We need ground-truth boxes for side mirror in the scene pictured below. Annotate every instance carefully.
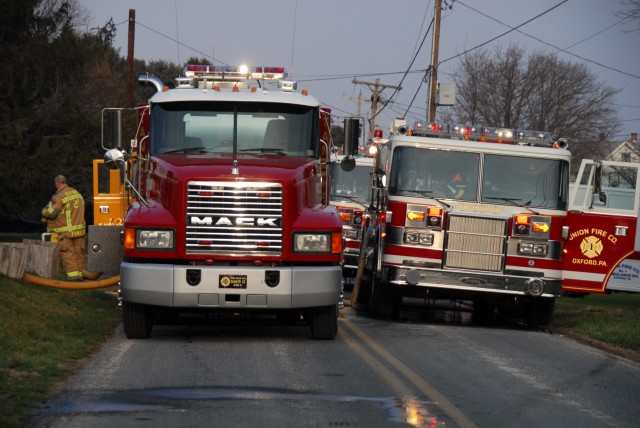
[598,192,607,204]
[343,118,360,156]
[104,148,127,171]
[594,161,602,195]
[108,110,124,149]
[592,161,607,206]
[375,172,387,189]
[340,156,355,172]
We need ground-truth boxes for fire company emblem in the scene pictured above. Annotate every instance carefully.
[580,236,603,258]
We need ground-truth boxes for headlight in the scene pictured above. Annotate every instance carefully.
[137,230,174,249]
[404,231,434,246]
[294,233,330,253]
[518,242,548,257]
[344,229,359,240]
[294,232,342,254]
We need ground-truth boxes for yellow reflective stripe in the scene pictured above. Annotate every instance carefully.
[49,223,85,233]
[61,192,83,204]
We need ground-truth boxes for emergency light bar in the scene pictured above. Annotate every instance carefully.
[410,122,559,147]
[183,65,287,81]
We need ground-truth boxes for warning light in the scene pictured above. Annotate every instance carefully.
[514,215,530,235]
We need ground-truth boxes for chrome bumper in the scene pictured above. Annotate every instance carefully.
[386,265,562,298]
[120,262,342,309]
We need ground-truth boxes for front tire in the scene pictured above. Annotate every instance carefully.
[309,305,338,340]
[122,301,153,339]
[369,280,400,318]
[523,298,555,327]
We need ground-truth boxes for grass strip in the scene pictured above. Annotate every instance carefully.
[0,277,121,428]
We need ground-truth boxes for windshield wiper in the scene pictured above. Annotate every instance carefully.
[330,194,368,208]
[394,189,451,211]
[239,148,287,155]
[484,197,539,214]
[162,146,210,154]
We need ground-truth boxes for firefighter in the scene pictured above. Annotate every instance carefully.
[41,175,86,281]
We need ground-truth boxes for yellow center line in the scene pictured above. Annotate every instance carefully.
[341,317,478,428]
[339,325,413,397]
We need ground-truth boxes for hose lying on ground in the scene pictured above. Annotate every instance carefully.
[22,272,120,290]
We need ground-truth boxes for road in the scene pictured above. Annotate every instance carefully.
[28,301,640,428]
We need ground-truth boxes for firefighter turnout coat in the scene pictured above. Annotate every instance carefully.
[41,185,86,238]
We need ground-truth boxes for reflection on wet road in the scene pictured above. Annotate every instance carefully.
[40,387,442,427]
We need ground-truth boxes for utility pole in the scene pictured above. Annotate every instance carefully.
[428,0,442,122]
[342,90,370,118]
[126,9,136,109]
[352,78,401,142]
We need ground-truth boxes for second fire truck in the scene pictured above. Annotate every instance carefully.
[351,120,571,325]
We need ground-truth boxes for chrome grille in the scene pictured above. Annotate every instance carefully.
[444,215,506,272]
[186,181,283,255]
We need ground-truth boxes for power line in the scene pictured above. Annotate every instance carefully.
[563,17,629,50]
[371,16,435,121]
[439,0,569,65]
[135,20,230,65]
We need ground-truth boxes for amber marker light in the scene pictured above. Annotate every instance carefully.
[124,227,136,249]
[407,211,425,222]
[532,222,550,233]
[332,232,343,254]
[339,211,353,223]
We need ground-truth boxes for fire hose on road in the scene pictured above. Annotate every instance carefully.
[22,272,120,290]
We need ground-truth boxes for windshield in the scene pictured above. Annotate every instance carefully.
[330,163,372,204]
[482,154,568,209]
[388,146,568,210]
[150,102,318,156]
[389,147,480,201]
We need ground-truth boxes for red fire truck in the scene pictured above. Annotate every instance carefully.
[94,65,343,339]
[350,120,571,325]
[563,159,640,293]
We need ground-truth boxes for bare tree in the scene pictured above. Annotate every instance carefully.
[616,0,640,31]
[448,43,621,168]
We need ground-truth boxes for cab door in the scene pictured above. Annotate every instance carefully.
[563,160,640,293]
[86,159,129,276]
[92,159,128,226]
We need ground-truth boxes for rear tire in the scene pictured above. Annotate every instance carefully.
[310,305,338,340]
[122,301,153,339]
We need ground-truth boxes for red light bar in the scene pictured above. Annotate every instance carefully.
[428,122,442,132]
[185,65,238,73]
[255,67,285,74]
[184,64,286,81]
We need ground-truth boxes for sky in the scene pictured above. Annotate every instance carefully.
[77,0,640,141]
